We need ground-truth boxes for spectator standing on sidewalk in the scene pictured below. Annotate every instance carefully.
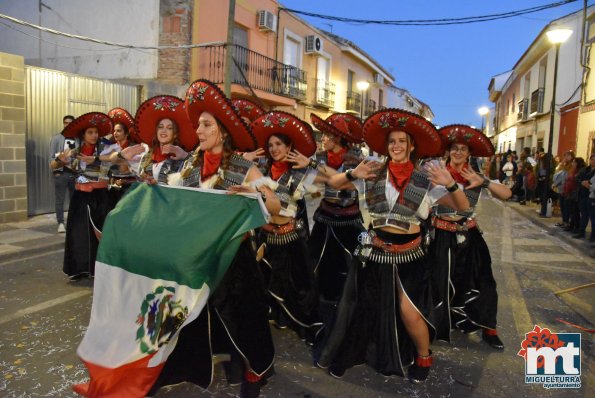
[520,163,537,205]
[501,154,516,188]
[487,154,501,181]
[563,158,585,234]
[49,115,76,233]
[523,147,537,167]
[553,151,575,228]
[574,154,595,239]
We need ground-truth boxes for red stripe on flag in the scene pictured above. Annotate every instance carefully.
[73,353,165,398]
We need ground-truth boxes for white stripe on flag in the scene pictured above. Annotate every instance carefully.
[77,261,210,368]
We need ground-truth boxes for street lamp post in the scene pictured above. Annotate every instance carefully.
[540,27,572,217]
[478,106,489,134]
[356,81,370,120]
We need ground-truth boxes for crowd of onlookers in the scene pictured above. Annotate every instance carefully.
[480,147,595,243]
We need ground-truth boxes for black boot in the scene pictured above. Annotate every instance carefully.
[328,363,346,379]
[408,351,433,384]
[482,328,504,349]
[240,380,261,398]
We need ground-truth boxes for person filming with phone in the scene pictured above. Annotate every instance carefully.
[49,115,77,233]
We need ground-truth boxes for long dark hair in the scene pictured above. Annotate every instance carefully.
[264,133,292,172]
[151,118,180,149]
[113,122,130,137]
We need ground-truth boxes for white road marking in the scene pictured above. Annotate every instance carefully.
[0,290,91,325]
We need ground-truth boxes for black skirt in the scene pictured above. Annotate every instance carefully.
[309,203,365,301]
[259,225,322,333]
[150,238,275,391]
[429,225,498,340]
[63,188,117,277]
[317,230,435,377]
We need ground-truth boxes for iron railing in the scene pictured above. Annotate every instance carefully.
[530,88,544,115]
[366,99,377,116]
[314,79,335,108]
[346,91,361,112]
[195,44,307,100]
[517,98,528,121]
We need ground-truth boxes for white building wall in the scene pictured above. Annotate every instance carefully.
[0,0,159,79]
[491,6,591,154]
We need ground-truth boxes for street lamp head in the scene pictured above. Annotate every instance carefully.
[546,28,572,44]
[478,106,489,116]
[356,81,370,91]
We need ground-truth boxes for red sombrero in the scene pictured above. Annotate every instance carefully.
[363,108,442,158]
[232,98,266,122]
[185,79,256,152]
[438,125,494,157]
[62,112,112,139]
[310,113,363,144]
[251,111,317,157]
[108,107,139,142]
[134,95,197,151]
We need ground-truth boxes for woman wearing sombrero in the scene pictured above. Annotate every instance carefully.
[60,112,115,280]
[115,95,197,184]
[150,80,279,398]
[429,125,511,349]
[316,109,470,383]
[308,113,365,302]
[101,108,138,192]
[249,111,324,345]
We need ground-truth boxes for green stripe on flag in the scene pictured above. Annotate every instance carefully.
[97,184,266,289]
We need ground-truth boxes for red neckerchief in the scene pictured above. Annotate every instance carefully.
[271,160,290,181]
[388,161,414,203]
[201,151,222,181]
[327,147,348,169]
[118,139,129,150]
[152,146,169,163]
[447,163,470,187]
[80,143,96,156]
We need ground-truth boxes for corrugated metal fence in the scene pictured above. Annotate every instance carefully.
[25,66,140,216]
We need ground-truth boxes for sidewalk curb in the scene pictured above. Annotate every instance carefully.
[0,240,65,263]
[508,205,593,257]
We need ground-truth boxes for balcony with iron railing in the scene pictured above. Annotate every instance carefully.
[346,91,361,113]
[530,88,544,115]
[194,44,307,101]
[314,79,335,108]
[365,99,377,116]
[517,98,528,121]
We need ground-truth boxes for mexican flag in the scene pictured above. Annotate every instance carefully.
[73,183,268,398]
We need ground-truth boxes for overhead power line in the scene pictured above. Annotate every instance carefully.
[280,0,578,26]
[0,0,579,51]
[0,12,220,50]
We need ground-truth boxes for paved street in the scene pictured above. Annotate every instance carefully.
[0,196,593,397]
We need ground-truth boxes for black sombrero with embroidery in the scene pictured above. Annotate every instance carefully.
[363,108,442,158]
[310,113,363,144]
[438,124,494,157]
[251,111,317,157]
[134,95,197,151]
[62,112,112,139]
[185,79,256,152]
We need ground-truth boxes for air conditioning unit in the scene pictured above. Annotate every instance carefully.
[257,10,277,32]
[374,73,383,84]
[305,35,323,55]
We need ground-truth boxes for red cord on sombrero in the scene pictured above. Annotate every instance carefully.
[556,318,595,333]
